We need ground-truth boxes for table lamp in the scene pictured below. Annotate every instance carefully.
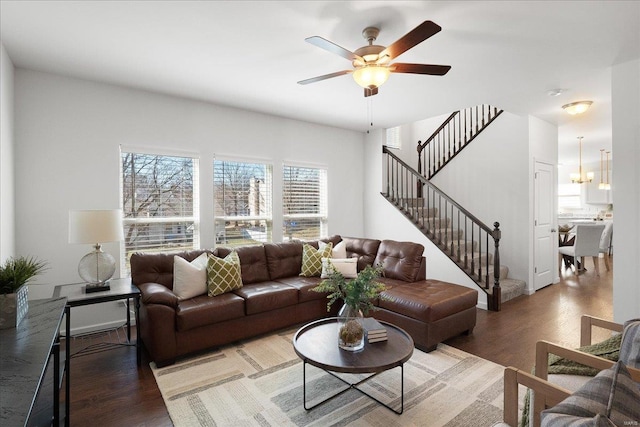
[69,209,124,293]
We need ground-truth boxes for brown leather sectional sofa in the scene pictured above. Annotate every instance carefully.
[131,236,478,367]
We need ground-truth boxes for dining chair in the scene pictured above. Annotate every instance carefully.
[558,224,605,276]
[599,221,613,271]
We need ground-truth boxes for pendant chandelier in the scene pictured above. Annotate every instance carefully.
[598,149,611,190]
[570,137,594,184]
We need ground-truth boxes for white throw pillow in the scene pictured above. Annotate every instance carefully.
[319,240,347,258]
[173,253,208,300]
[321,257,358,279]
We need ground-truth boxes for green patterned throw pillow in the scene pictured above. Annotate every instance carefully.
[207,251,243,296]
[300,242,332,277]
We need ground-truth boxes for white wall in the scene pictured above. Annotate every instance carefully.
[611,59,640,322]
[14,69,365,332]
[0,43,16,262]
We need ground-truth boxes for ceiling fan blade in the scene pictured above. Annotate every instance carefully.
[297,70,352,85]
[305,36,364,62]
[364,87,379,97]
[379,20,442,61]
[391,63,451,75]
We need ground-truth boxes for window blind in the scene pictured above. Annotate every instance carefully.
[213,160,273,247]
[120,151,200,275]
[282,165,328,241]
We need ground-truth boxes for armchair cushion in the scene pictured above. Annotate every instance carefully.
[541,361,640,427]
[620,319,640,369]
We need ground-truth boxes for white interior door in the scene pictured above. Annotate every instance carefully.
[534,161,555,290]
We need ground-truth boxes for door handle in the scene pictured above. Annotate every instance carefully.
[550,228,557,232]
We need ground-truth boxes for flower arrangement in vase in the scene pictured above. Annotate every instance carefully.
[312,262,386,351]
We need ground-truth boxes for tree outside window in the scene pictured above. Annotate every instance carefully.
[120,151,200,275]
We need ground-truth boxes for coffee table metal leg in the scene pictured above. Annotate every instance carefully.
[302,361,404,414]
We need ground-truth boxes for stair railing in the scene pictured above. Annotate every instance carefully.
[417,105,503,181]
[383,146,502,311]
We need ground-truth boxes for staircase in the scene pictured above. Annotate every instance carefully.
[418,105,503,181]
[382,105,525,311]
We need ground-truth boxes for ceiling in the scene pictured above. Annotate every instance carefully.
[1,1,638,165]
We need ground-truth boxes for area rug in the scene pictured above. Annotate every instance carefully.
[151,327,506,427]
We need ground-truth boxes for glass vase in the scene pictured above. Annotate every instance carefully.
[337,304,365,351]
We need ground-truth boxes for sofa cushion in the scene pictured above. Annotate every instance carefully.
[176,293,245,331]
[373,240,424,282]
[217,245,270,284]
[207,252,243,296]
[233,282,299,315]
[274,276,325,303]
[264,241,304,279]
[341,237,381,271]
[378,280,478,323]
[300,242,333,277]
[173,253,208,300]
[541,361,640,427]
[131,249,212,290]
[319,240,347,258]
[321,257,358,279]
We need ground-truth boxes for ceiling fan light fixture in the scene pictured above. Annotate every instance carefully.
[353,65,390,89]
[562,100,593,115]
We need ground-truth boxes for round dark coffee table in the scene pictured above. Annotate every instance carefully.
[293,317,414,414]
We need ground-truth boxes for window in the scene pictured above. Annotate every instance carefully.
[386,126,401,149]
[558,183,581,210]
[120,149,199,275]
[214,159,272,247]
[282,165,327,241]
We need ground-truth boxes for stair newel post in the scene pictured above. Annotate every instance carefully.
[491,222,502,311]
[417,142,423,198]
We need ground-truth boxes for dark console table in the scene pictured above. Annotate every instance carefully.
[0,297,67,426]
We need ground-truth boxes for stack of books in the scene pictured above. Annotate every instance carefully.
[361,317,387,343]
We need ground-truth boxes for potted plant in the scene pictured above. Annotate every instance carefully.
[312,262,387,351]
[0,256,48,329]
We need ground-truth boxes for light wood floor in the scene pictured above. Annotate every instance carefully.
[63,257,614,426]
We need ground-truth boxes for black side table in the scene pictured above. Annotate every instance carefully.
[53,278,141,427]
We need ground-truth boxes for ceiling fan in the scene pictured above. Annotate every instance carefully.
[298,20,451,97]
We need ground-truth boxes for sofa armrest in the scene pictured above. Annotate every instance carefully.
[503,367,571,427]
[580,314,623,346]
[138,282,179,308]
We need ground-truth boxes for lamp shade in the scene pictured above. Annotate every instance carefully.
[353,65,391,89]
[69,209,124,244]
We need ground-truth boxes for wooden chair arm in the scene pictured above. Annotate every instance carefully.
[503,367,571,427]
[535,340,620,381]
[580,314,623,346]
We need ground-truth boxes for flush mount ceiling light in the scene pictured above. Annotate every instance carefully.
[562,100,593,115]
